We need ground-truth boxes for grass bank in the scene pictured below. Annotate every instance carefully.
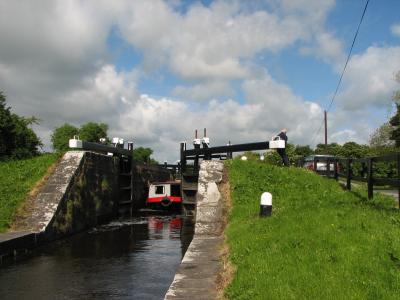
[0,153,60,232]
[225,160,400,299]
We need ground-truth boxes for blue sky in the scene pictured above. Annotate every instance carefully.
[1,0,400,161]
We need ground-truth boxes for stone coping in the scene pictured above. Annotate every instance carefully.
[165,161,225,300]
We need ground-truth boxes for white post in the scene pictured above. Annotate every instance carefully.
[260,192,272,217]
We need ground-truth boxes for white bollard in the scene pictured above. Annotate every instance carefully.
[260,192,272,217]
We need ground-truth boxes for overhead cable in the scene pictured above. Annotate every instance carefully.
[311,0,370,145]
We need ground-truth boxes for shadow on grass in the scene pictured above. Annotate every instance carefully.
[350,190,397,212]
[335,181,398,212]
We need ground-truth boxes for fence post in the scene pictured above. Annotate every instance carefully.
[346,159,352,190]
[359,162,363,178]
[367,158,373,200]
[397,153,400,209]
[326,157,331,177]
[313,157,317,173]
[334,158,338,180]
[227,141,232,159]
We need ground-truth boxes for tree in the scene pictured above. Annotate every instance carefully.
[389,104,400,147]
[0,92,42,159]
[0,92,14,157]
[394,71,400,103]
[11,115,42,158]
[369,122,395,148]
[79,122,108,143]
[338,142,369,158]
[132,147,158,164]
[315,143,342,156]
[389,71,400,146]
[294,145,313,157]
[51,122,110,152]
[51,123,79,152]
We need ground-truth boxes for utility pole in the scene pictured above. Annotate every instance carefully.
[324,110,328,146]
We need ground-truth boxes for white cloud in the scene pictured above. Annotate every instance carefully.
[391,23,400,37]
[329,119,373,145]
[117,0,333,80]
[278,0,335,20]
[56,65,138,121]
[242,72,323,142]
[0,1,115,69]
[330,129,358,144]
[0,0,122,122]
[336,46,400,111]
[110,70,328,161]
[0,63,137,121]
[300,32,345,64]
[172,81,233,101]
[116,93,323,162]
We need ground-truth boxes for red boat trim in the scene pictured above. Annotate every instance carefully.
[146,196,182,204]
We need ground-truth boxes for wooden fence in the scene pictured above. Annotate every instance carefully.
[310,154,400,207]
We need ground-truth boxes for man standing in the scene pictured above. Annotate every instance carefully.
[277,128,289,166]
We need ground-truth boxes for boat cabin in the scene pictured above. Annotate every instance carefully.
[146,181,182,208]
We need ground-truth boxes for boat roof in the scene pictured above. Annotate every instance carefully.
[149,180,181,186]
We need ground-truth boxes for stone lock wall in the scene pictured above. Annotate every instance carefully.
[46,151,120,236]
[165,160,225,300]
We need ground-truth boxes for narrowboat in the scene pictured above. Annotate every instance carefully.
[146,181,182,209]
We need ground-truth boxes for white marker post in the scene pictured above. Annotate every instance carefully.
[260,192,272,217]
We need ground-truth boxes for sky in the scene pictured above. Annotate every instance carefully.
[1,0,400,162]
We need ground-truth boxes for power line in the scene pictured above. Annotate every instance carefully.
[311,0,370,145]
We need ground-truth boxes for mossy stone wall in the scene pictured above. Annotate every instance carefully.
[48,152,119,236]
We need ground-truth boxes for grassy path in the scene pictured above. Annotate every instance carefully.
[225,160,400,299]
[0,154,59,232]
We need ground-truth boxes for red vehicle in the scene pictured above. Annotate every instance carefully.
[302,155,340,175]
[146,181,182,209]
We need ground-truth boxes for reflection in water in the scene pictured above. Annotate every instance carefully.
[0,214,194,300]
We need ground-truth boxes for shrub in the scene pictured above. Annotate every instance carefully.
[0,92,42,160]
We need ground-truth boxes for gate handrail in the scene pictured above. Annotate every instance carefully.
[69,139,132,157]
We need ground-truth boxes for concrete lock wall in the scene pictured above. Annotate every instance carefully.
[165,160,226,300]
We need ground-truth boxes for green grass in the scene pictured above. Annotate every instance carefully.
[225,160,400,299]
[0,154,60,232]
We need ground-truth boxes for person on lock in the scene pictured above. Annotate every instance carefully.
[277,128,289,166]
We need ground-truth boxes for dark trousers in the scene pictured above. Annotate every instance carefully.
[277,149,289,166]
